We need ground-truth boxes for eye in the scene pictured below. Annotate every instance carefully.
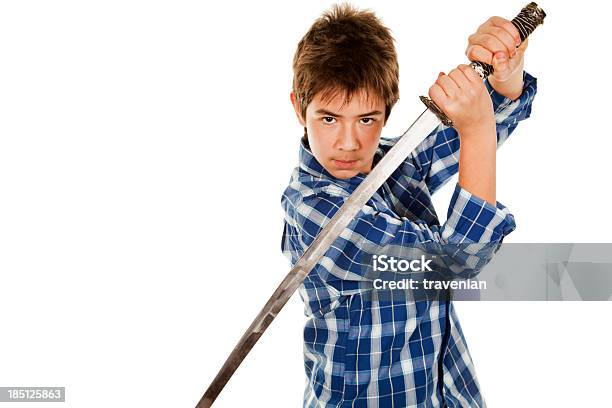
[322,116,336,124]
[360,118,376,125]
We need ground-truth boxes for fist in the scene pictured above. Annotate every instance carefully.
[428,65,494,133]
[465,16,528,82]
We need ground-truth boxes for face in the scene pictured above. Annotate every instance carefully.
[291,88,386,179]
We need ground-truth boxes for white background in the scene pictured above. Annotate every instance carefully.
[1,1,610,407]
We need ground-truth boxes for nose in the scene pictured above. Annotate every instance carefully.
[336,124,359,151]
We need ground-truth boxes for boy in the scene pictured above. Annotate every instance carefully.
[281,3,537,407]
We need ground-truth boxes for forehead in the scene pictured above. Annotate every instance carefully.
[310,87,384,112]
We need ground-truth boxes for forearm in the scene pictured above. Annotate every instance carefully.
[458,122,497,206]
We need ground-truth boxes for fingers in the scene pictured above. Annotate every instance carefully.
[467,16,523,63]
[448,65,473,90]
[428,64,490,130]
[435,72,460,98]
[428,81,448,109]
[488,16,521,46]
[467,33,509,60]
[466,44,493,66]
[482,26,517,57]
[429,64,481,104]
[457,64,481,83]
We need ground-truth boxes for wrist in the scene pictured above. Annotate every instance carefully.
[489,69,524,101]
[457,118,496,137]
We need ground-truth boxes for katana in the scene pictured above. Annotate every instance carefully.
[197,3,546,407]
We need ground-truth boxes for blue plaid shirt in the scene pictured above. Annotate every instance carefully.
[281,71,537,407]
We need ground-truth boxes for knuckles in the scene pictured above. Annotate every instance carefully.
[482,35,497,50]
[429,63,486,105]
[488,16,505,25]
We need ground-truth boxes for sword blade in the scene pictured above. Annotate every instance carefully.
[197,107,441,408]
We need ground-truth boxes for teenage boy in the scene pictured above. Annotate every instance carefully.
[282,4,537,407]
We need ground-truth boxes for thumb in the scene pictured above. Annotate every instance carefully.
[493,51,510,75]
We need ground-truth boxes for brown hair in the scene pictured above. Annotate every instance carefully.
[292,2,400,131]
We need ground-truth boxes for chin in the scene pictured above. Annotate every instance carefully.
[328,168,360,179]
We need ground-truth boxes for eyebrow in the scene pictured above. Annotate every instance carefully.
[314,109,384,118]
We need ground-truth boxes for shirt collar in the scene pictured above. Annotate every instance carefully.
[298,135,385,186]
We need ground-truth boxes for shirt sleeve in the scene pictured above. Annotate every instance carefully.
[410,70,538,196]
[290,180,515,292]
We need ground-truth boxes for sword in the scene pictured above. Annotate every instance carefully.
[197,3,546,407]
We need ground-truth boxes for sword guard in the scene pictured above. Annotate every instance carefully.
[419,95,453,127]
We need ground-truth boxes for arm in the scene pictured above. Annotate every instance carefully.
[281,179,515,294]
[410,70,537,196]
[410,14,537,195]
[458,119,497,205]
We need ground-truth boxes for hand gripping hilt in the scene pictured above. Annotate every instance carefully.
[420,2,546,127]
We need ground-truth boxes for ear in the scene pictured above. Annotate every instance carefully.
[290,92,306,127]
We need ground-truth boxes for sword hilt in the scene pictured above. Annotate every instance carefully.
[421,2,546,127]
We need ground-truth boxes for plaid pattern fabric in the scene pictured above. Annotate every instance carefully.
[281,71,537,407]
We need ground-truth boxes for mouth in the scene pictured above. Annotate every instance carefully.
[332,159,358,169]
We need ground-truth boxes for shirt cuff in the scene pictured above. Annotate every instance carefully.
[484,70,538,113]
[443,182,516,244]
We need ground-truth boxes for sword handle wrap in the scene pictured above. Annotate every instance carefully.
[422,2,546,127]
